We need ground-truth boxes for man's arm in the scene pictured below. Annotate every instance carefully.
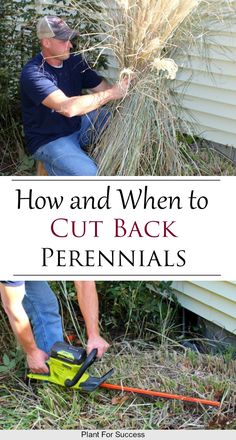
[42,77,129,118]
[0,283,49,373]
[89,79,113,93]
[74,281,109,358]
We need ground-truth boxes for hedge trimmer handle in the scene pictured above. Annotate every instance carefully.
[64,348,97,387]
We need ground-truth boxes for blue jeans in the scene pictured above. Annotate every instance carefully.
[23,281,63,353]
[33,108,109,176]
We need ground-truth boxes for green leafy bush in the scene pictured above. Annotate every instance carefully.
[96,281,180,340]
[0,0,107,174]
[53,281,180,341]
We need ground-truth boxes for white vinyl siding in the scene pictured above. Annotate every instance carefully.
[175,11,236,149]
[172,281,236,335]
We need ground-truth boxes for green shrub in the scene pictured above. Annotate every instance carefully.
[52,281,180,342]
[97,281,180,340]
[0,0,107,174]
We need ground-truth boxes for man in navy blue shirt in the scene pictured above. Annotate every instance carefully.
[20,16,129,175]
[0,281,109,373]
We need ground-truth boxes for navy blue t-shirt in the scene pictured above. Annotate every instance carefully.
[20,53,103,154]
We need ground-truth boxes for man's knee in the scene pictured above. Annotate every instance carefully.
[51,153,97,176]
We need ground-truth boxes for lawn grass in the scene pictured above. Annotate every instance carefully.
[0,340,235,430]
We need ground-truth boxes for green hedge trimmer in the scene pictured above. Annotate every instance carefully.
[28,341,220,407]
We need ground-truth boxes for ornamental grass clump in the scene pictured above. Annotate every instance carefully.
[74,0,233,176]
[93,0,200,175]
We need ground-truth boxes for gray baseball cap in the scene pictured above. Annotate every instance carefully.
[37,16,79,40]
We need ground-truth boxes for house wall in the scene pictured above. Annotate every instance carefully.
[174,1,236,150]
[172,281,236,335]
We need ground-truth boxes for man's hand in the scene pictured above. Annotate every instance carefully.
[26,348,49,374]
[110,77,131,100]
[87,335,110,359]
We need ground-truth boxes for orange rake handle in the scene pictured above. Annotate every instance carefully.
[100,383,220,407]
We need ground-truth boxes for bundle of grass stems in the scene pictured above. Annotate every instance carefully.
[73,0,233,175]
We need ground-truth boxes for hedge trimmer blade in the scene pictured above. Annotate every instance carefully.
[100,383,220,407]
